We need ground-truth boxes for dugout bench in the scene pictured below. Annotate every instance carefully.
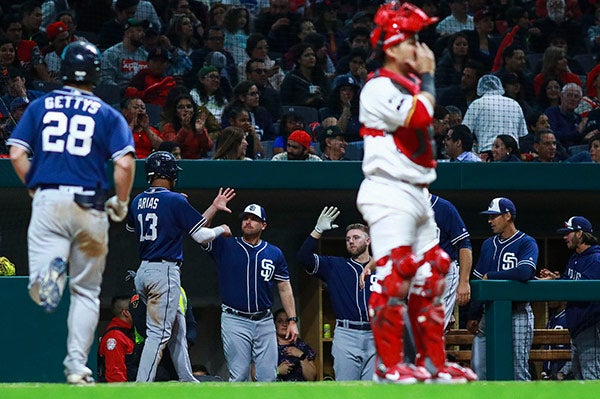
[445,328,572,363]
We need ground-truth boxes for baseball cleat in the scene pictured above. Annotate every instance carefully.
[67,373,95,385]
[373,363,427,384]
[38,257,67,313]
[427,362,477,384]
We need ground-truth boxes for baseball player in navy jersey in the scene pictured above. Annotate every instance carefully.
[540,216,600,380]
[126,151,234,382]
[357,2,475,384]
[297,206,376,381]
[467,197,538,380]
[430,194,473,328]
[7,41,135,385]
[202,204,299,382]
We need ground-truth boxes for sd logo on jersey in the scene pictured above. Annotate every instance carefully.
[260,259,275,281]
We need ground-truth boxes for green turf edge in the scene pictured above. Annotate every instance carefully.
[1,381,600,399]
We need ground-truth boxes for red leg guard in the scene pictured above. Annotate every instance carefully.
[408,295,447,372]
[369,291,406,369]
[391,246,420,278]
[422,245,451,275]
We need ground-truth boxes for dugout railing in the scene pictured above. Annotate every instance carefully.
[470,280,600,380]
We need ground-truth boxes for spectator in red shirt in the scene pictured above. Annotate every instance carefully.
[121,97,164,158]
[98,296,135,382]
[160,93,214,158]
[125,47,176,106]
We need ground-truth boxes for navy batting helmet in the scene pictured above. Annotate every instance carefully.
[60,41,101,84]
[145,151,182,183]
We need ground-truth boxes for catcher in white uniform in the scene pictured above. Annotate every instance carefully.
[357,1,476,384]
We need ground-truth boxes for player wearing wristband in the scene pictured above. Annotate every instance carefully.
[126,151,234,382]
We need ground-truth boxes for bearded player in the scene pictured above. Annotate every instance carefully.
[357,2,476,384]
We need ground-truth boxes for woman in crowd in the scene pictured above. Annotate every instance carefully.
[435,32,471,89]
[225,105,264,159]
[536,78,563,112]
[319,76,361,141]
[280,43,330,109]
[212,126,251,160]
[166,14,201,57]
[489,134,521,162]
[274,309,316,382]
[0,38,22,92]
[533,46,581,97]
[159,93,214,159]
[190,65,229,123]
[222,80,274,142]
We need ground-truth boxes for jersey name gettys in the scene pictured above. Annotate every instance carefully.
[137,197,159,210]
[44,96,102,114]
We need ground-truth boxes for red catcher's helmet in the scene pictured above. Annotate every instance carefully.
[370,2,438,51]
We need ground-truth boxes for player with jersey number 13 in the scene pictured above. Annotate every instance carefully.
[127,151,234,382]
[8,41,136,385]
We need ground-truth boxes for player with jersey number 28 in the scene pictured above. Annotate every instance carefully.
[356,2,476,384]
[7,41,136,385]
[127,151,234,382]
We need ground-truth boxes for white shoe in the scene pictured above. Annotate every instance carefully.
[67,373,95,385]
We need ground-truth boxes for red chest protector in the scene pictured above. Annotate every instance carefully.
[361,68,436,168]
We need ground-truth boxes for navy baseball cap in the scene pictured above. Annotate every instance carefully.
[557,216,593,235]
[480,197,516,216]
[240,204,267,222]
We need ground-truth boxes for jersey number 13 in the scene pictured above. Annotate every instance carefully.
[137,213,158,242]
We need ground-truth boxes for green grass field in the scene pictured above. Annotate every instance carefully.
[1,381,600,399]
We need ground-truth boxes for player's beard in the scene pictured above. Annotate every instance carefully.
[566,234,580,250]
[348,242,368,258]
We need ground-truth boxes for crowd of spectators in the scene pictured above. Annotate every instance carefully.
[1,0,600,163]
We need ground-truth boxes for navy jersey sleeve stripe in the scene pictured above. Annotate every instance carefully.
[5,138,32,154]
[188,218,207,236]
[450,231,470,246]
[112,146,136,160]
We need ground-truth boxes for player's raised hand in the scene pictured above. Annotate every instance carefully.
[314,206,340,234]
[212,187,236,213]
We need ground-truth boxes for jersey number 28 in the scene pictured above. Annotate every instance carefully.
[42,112,95,156]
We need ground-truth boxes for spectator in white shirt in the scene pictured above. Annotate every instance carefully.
[436,0,474,36]
[462,74,528,154]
